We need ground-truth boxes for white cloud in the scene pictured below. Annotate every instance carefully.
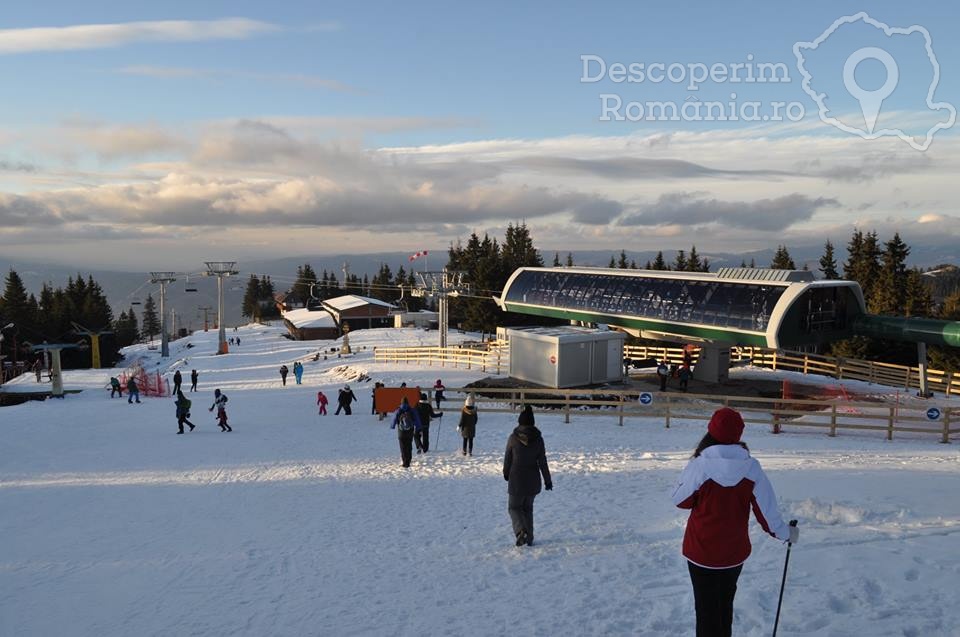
[115,65,364,94]
[0,18,279,54]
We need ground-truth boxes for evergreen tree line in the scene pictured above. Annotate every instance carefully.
[241,275,280,321]
[0,270,129,369]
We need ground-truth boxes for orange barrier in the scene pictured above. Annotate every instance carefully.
[374,387,423,415]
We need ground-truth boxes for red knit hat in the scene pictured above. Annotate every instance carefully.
[708,407,745,444]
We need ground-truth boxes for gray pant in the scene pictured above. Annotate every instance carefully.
[508,494,536,541]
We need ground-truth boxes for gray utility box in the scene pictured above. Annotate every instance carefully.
[507,327,625,388]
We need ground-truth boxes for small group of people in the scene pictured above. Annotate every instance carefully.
[173,388,232,434]
[336,384,357,415]
[228,337,241,346]
[109,375,141,402]
[278,363,306,386]
[657,359,693,392]
[172,369,200,394]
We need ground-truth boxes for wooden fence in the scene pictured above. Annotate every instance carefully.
[428,386,959,443]
[374,345,506,374]
[623,345,960,396]
[374,342,960,396]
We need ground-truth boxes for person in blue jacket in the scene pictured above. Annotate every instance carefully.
[391,397,422,468]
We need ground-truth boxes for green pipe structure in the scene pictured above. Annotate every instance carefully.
[853,315,960,348]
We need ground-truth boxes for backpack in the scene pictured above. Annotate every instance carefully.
[184,399,192,410]
[398,410,415,431]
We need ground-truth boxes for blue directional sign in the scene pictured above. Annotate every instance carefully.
[926,407,941,421]
[639,392,653,405]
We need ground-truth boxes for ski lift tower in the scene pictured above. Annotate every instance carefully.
[149,272,177,358]
[411,269,469,348]
[204,261,239,354]
[71,322,113,369]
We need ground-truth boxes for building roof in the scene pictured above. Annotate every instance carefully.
[323,294,396,312]
[282,308,337,329]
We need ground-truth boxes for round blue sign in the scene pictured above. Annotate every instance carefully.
[926,407,941,421]
[639,392,653,405]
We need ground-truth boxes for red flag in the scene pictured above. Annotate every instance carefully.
[409,250,429,262]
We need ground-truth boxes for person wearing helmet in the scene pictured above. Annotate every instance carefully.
[434,379,445,410]
[336,384,357,415]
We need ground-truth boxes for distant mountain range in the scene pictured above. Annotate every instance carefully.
[3,245,958,329]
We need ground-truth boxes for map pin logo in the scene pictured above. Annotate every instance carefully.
[843,47,899,134]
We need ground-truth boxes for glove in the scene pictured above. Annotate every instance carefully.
[545,484,553,491]
[209,407,214,412]
[788,525,799,544]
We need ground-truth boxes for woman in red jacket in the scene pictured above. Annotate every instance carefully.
[672,407,798,637]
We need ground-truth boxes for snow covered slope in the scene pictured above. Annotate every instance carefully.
[1,324,959,636]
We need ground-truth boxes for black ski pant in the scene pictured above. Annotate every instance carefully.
[111,387,122,398]
[462,436,474,454]
[398,431,414,467]
[190,380,197,392]
[508,494,536,542]
[414,426,430,452]
[177,416,195,433]
[659,375,668,391]
[688,561,742,637]
[335,402,352,415]
[173,381,181,395]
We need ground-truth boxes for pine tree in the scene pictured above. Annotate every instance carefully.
[819,240,839,279]
[608,255,616,268]
[1,269,32,328]
[617,250,629,269]
[565,253,574,267]
[770,245,796,270]
[629,260,638,269]
[652,251,667,271]
[292,264,318,303]
[904,268,932,317]
[673,250,687,272]
[552,252,561,267]
[749,258,756,268]
[644,261,652,270]
[242,274,262,319]
[869,232,910,315]
[142,294,160,341]
[687,246,702,272]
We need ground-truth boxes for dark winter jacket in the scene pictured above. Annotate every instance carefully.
[503,424,552,496]
[173,371,182,384]
[175,394,191,418]
[458,406,478,438]
[338,389,357,406]
[127,378,138,392]
[415,402,440,429]
[391,405,422,437]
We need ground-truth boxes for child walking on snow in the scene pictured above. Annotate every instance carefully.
[317,390,329,416]
[208,388,232,432]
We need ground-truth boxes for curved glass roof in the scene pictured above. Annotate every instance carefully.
[502,269,786,332]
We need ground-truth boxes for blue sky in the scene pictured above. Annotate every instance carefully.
[0,1,958,267]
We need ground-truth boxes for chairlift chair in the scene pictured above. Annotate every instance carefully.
[185,275,198,293]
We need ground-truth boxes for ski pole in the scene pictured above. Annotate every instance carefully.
[772,519,798,637]
[435,413,443,451]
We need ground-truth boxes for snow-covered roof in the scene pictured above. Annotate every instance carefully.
[323,295,396,312]
[282,308,337,329]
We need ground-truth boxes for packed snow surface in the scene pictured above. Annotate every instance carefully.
[2,325,959,636]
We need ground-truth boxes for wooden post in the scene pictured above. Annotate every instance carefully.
[886,405,895,441]
[829,403,837,437]
[618,393,624,427]
[664,396,671,429]
[772,402,781,434]
[836,357,843,380]
[941,409,951,444]
[803,355,809,375]
[564,391,571,424]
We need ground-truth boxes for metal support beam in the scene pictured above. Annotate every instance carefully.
[149,272,177,358]
[411,268,469,349]
[918,342,932,398]
[204,262,238,355]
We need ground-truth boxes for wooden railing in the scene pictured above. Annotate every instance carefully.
[429,386,959,443]
[624,345,960,396]
[374,342,960,396]
[374,345,506,374]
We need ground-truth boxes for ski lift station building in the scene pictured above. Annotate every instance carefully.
[507,326,625,388]
[497,266,960,384]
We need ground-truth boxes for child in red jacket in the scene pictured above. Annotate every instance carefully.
[317,390,329,416]
[672,408,798,637]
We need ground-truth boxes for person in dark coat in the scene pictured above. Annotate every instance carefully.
[172,370,182,395]
[279,365,289,386]
[503,405,552,546]
[414,392,441,453]
[458,394,478,456]
[433,379,445,410]
[679,365,692,392]
[110,376,122,398]
[336,384,357,415]
[127,376,141,404]
[190,369,198,392]
[390,397,422,468]
[175,390,195,434]
[672,408,797,637]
